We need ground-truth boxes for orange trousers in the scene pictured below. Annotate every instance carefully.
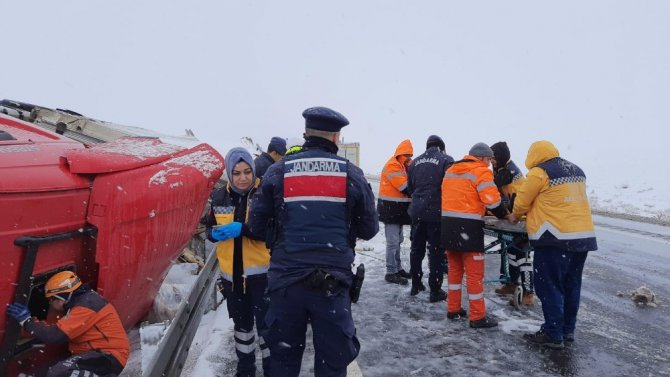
[446,251,486,321]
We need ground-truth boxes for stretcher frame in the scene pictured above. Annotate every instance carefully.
[483,217,530,309]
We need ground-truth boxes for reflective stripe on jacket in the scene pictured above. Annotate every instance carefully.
[377,139,413,224]
[513,140,597,252]
[282,153,350,253]
[441,156,504,252]
[213,183,270,281]
[248,136,379,292]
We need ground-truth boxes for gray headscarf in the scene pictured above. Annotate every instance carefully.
[224,147,256,194]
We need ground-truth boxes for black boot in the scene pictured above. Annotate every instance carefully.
[385,272,408,285]
[429,289,447,303]
[447,308,467,320]
[397,269,411,279]
[469,315,498,328]
[523,330,564,349]
[410,278,426,296]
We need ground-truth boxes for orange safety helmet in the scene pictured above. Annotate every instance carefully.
[45,271,82,299]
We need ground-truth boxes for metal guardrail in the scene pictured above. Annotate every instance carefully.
[145,249,220,377]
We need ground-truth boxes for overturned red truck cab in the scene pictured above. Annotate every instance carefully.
[0,113,224,376]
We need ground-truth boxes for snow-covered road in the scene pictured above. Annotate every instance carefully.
[120,211,670,377]
[164,214,669,377]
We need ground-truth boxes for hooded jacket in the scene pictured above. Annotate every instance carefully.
[441,156,508,251]
[377,139,413,224]
[512,141,597,252]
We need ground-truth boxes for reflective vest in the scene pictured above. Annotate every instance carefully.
[441,156,502,221]
[441,156,503,252]
[214,184,270,281]
[514,141,597,252]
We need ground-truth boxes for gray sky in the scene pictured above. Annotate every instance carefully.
[2,1,669,186]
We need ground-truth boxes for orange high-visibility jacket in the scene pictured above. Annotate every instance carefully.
[441,156,508,251]
[57,291,130,366]
[377,139,413,224]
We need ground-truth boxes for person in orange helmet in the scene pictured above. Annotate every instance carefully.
[6,271,130,377]
[377,139,414,285]
[441,143,514,328]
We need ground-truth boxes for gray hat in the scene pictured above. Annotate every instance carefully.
[469,142,494,157]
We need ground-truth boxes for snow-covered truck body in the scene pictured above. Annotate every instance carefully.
[0,111,224,376]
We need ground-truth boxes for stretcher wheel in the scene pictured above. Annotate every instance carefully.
[513,285,524,310]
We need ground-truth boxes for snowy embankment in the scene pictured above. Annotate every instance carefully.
[366,173,670,225]
[589,181,670,225]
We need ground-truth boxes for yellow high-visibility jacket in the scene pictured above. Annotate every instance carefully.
[513,141,597,252]
[210,182,270,282]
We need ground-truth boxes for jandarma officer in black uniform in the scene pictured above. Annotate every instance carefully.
[249,106,379,377]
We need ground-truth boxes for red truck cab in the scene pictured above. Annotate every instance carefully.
[0,113,224,376]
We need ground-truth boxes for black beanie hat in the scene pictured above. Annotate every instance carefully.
[426,135,445,152]
[490,141,511,165]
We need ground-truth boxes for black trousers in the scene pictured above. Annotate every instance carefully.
[409,220,445,291]
[47,350,123,377]
[221,275,271,377]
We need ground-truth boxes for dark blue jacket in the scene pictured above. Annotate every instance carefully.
[254,152,275,179]
[407,147,454,223]
[249,136,379,291]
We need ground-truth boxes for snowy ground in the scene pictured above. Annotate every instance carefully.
[588,181,670,223]
[117,174,670,377]
[121,211,670,377]
[120,176,670,377]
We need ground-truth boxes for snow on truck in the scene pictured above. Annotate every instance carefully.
[0,100,225,376]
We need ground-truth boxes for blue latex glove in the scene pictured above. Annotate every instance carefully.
[211,222,242,241]
[7,303,31,325]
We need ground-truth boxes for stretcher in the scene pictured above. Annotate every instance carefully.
[483,216,530,309]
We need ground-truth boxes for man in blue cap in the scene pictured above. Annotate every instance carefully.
[254,136,287,179]
[249,106,379,377]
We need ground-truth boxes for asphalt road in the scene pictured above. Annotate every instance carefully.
[352,214,670,377]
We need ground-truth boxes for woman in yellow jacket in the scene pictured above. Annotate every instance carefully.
[511,140,597,349]
[206,147,271,377]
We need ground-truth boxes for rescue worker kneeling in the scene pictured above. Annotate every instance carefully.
[441,143,513,328]
[6,271,129,377]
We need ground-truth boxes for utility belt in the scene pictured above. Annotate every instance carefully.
[301,269,346,296]
[301,265,365,303]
